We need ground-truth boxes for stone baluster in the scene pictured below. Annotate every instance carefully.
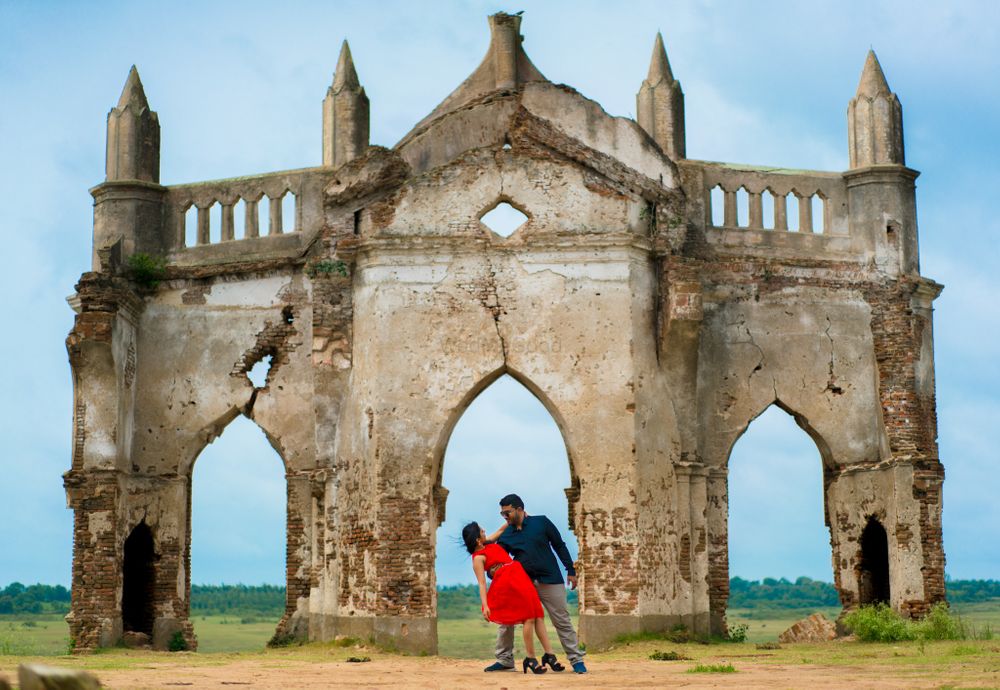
[748,190,763,229]
[269,195,283,235]
[220,199,235,241]
[723,188,737,228]
[773,191,788,231]
[196,203,211,245]
[798,193,813,233]
[245,194,261,239]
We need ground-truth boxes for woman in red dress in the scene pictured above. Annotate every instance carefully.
[462,521,562,674]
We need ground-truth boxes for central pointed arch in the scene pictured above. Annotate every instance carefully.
[432,365,579,656]
[431,364,578,491]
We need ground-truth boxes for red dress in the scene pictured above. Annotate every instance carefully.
[474,543,545,625]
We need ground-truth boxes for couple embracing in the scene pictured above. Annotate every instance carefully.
[461,493,587,674]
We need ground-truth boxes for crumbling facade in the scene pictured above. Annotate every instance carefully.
[65,14,945,653]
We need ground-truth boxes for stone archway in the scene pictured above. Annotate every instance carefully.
[709,399,840,632]
[432,370,577,651]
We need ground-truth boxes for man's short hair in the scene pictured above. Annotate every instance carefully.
[499,493,524,510]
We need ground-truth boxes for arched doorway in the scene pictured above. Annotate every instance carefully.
[725,404,837,634]
[434,373,577,657]
[189,414,286,652]
[858,518,890,605]
[122,521,156,637]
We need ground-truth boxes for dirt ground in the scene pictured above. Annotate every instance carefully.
[4,645,1000,690]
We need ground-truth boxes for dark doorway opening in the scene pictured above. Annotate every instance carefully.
[858,518,890,605]
[122,522,156,634]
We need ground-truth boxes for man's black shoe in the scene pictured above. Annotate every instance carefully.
[484,661,515,672]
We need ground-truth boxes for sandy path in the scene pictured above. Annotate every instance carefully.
[28,656,994,689]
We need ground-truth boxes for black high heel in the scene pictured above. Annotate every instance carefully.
[522,657,547,674]
[541,652,565,672]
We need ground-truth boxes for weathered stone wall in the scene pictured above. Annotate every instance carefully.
[65,13,945,654]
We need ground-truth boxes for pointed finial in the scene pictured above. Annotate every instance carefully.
[323,40,369,167]
[847,49,904,168]
[646,32,674,85]
[637,32,685,159]
[332,40,360,92]
[116,65,150,110]
[856,49,891,98]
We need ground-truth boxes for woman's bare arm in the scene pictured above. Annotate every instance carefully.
[484,524,507,543]
[472,555,490,620]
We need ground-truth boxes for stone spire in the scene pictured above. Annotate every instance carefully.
[397,12,547,144]
[636,33,685,160]
[106,66,160,182]
[847,50,904,168]
[323,40,370,167]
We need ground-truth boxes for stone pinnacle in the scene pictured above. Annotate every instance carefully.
[855,49,892,98]
[333,40,361,91]
[646,32,674,85]
[116,65,150,110]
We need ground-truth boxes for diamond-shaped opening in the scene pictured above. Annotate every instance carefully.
[480,201,528,238]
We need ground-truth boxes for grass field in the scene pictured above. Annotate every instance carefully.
[2,600,998,659]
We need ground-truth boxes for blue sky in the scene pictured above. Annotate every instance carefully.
[0,1,997,589]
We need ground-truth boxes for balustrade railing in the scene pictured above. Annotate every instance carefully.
[697,162,848,237]
[164,168,327,254]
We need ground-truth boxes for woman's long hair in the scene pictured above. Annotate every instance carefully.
[461,522,481,554]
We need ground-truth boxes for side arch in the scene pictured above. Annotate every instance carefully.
[179,410,307,646]
[708,398,841,634]
[719,398,835,471]
[178,407,293,479]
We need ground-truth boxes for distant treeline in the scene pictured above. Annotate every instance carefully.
[3,579,999,617]
[190,584,286,616]
[0,583,70,614]
[945,579,1000,603]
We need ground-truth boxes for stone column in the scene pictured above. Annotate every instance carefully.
[705,467,729,635]
[63,470,122,650]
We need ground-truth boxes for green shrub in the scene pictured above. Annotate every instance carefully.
[727,623,749,642]
[844,603,915,642]
[915,602,965,641]
[126,252,168,288]
[688,663,736,673]
[267,631,301,648]
[305,259,348,279]
[649,650,689,661]
[168,631,187,652]
[845,602,980,643]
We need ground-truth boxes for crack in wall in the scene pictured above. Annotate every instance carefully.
[824,316,843,394]
[743,323,765,384]
[480,255,507,363]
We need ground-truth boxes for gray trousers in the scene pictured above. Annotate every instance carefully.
[495,582,585,665]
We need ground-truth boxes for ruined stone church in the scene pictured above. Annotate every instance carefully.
[65,13,945,652]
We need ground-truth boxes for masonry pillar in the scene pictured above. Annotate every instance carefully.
[64,273,143,650]
[275,473,314,641]
[705,467,729,634]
